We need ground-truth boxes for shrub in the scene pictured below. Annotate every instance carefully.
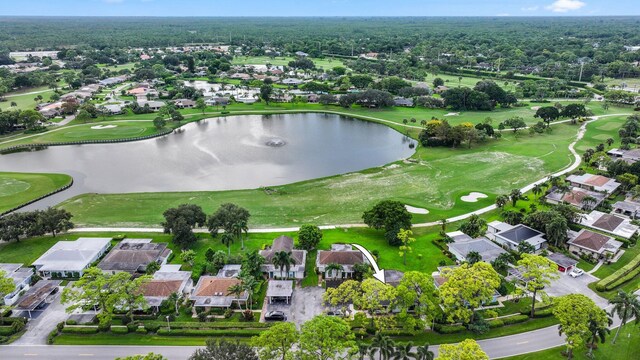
[436,324,466,334]
[596,254,640,291]
[242,310,254,321]
[47,329,58,344]
[127,323,139,333]
[56,322,65,332]
[121,316,131,325]
[0,336,9,344]
[198,312,208,322]
[501,315,529,325]
[487,319,504,328]
[0,326,15,336]
[61,326,99,334]
[223,309,234,319]
[136,327,148,334]
[111,326,129,334]
[65,320,77,325]
[532,309,554,318]
[144,323,161,333]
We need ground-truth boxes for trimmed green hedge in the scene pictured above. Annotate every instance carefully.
[145,321,271,329]
[501,315,529,325]
[61,326,99,334]
[379,329,418,336]
[596,254,640,291]
[156,328,262,337]
[0,326,15,336]
[435,324,466,334]
[110,326,129,334]
[532,309,554,318]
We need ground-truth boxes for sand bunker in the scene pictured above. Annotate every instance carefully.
[444,112,460,117]
[405,205,429,214]
[531,106,541,111]
[461,192,488,203]
[91,125,118,130]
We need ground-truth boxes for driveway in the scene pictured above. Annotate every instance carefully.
[545,272,608,308]
[266,286,325,328]
[12,286,68,345]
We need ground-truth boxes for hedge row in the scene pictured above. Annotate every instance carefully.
[61,326,99,334]
[435,324,466,334]
[606,265,640,290]
[501,315,530,325]
[156,328,262,337]
[596,254,640,291]
[0,326,15,336]
[145,321,271,330]
[379,329,418,336]
[110,326,129,334]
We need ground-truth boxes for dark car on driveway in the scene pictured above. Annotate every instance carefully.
[264,310,287,321]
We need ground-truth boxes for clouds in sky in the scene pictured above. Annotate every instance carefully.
[546,0,587,13]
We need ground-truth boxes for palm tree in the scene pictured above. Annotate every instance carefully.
[371,333,395,360]
[272,251,296,279]
[167,292,181,315]
[392,342,417,360]
[609,290,640,344]
[581,195,598,210]
[240,275,258,310]
[465,251,482,265]
[221,232,234,256]
[325,263,344,279]
[510,189,522,207]
[228,283,245,307]
[357,344,370,360]
[415,344,434,360]
[587,313,612,358]
[232,221,248,250]
[532,183,544,199]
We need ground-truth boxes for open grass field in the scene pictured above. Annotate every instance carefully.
[602,77,640,92]
[231,55,345,70]
[97,62,137,72]
[0,172,72,213]
[501,324,639,360]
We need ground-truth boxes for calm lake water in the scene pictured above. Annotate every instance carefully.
[0,114,415,209]
[1,113,416,209]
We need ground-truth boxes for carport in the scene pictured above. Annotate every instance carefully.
[14,280,62,318]
[547,253,578,273]
[266,280,293,304]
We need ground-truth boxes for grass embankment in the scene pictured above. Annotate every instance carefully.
[0,172,72,213]
[501,325,639,360]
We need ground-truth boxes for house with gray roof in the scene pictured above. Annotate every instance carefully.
[266,280,293,304]
[32,238,111,278]
[259,236,307,280]
[0,264,34,306]
[607,148,640,164]
[486,221,547,251]
[580,210,639,239]
[446,231,508,263]
[98,239,171,274]
[612,196,640,219]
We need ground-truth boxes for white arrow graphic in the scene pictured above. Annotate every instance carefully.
[352,243,385,283]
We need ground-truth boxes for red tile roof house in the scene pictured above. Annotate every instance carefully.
[567,229,623,261]
[316,244,368,279]
[189,276,248,311]
[140,265,192,311]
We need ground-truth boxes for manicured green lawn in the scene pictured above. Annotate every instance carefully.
[0,172,72,213]
[53,333,214,346]
[501,324,639,360]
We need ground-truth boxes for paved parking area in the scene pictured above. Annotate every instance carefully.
[13,286,68,345]
[545,272,608,308]
[266,286,325,327]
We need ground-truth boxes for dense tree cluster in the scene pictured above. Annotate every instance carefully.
[0,208,74,242]
[0,108,45,134]
[418,119,495,148]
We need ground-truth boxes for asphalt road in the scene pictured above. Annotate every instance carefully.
[0,325,568,360]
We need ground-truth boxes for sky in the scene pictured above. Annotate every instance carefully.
[1,0,639,17]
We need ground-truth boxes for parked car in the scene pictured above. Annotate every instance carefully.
[326,309,344,317]
[569,268,584,278]
[264,310,287,321]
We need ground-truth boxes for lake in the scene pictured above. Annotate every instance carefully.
[0,113,416,209]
